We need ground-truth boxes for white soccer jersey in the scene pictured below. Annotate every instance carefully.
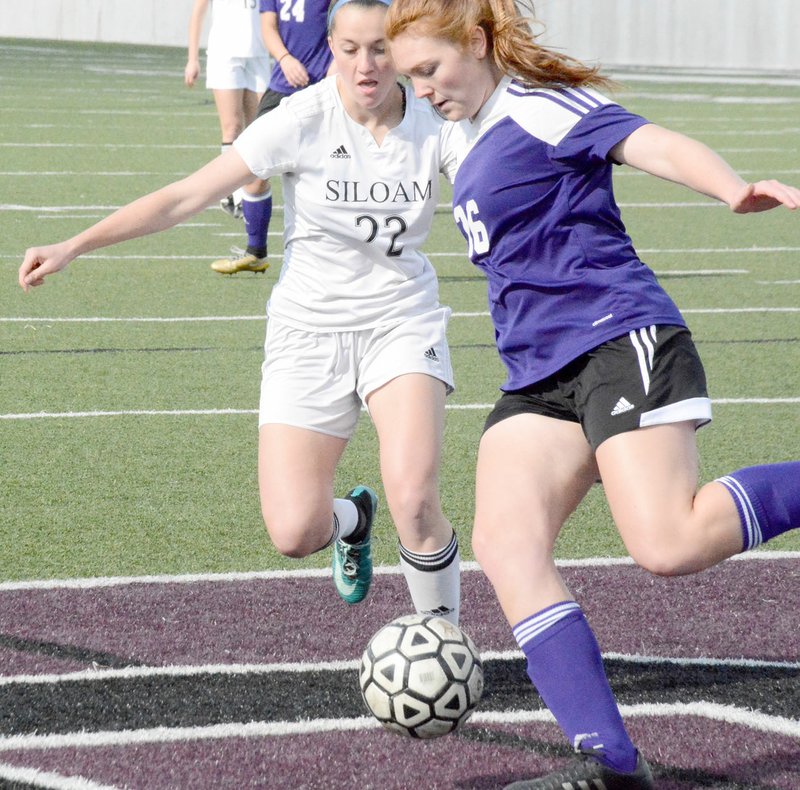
[207,0,268,59]
[233,76,446,331]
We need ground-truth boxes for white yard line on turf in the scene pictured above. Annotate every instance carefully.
[0,702,796,752]
[478,702,800,738]
[0,552,795,592]
[6,304,800,324]
[4,247,800,256]
[0,763,118,790]
[3,398,800,420]
[0,650,797,689]
[1,398,799,422]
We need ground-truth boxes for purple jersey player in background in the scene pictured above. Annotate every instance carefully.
[386,0,800,787]
[212,0,334,274]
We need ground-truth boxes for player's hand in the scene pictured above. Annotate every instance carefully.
[19,243,74,292]
[730,180,800,213]
[184,60,200,87]
[280,55,310,89]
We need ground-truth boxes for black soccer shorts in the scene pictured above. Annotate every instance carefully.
[483,325,711,450]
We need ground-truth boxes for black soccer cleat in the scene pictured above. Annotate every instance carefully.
[504,748,654,790]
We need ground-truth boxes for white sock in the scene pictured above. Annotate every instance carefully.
[328,497,359,545]
[399,532,460,625]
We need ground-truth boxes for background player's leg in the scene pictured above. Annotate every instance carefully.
[213,88,247,215]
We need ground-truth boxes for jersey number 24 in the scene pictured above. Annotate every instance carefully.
[279,0,305,22]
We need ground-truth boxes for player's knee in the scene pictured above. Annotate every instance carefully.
[222,120,245,142]
[471,517,514,577]
[261,511,326,559]
[387,483,440,537]
[628,541,694,577]
[470,521,492,567]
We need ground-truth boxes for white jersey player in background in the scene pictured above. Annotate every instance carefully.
[19,0,461,624]
[184,0,271,215]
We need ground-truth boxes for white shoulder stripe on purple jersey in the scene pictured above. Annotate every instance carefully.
[502,83,616,146]
[507,83,611,115]
[570,87,605,108]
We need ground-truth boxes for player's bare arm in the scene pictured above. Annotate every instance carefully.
[19,149,254,292]
[611,123,800,212]
[184,0,209,87]
[261,11,310,88]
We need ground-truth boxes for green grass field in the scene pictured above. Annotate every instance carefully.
[1,39,798,581]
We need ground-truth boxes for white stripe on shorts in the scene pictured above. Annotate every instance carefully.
[639,396,713,430]
[628,325,657,395]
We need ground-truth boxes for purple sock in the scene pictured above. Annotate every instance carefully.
[514,602,638,773]
[716,462,800,550]
[242,191,272,258]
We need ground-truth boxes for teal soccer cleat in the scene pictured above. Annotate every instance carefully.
[332,485,377,605]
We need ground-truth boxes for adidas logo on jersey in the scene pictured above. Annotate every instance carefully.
[330,145,350,159]
[424,347,439,362]
[611,397,635,416]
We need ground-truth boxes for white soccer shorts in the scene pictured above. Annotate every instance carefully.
[205,54,270,92]
[258,307,454,437]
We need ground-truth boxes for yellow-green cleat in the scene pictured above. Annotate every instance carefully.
[210,247,269,275]
[332,486,377,605]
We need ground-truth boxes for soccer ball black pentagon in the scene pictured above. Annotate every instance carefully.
[359,614,484,739]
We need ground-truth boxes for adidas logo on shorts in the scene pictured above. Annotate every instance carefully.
[424,347,439,362]
[330,144,350,159]
[611,397,635,416]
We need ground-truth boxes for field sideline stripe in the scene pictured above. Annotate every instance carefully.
[1,201,797,212]
[0,552,795,592]
[4,165,798,178]
[5,246,800,256]
[3,248,800,256]
[0,702,795,753]
[0,763,115,790]
[3,305,799,323]
[1,126,797,148]
[477,702,800,738]
[1,398,798,421]
[1,651,796,689]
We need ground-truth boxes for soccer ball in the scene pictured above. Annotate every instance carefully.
[359,614,484,739]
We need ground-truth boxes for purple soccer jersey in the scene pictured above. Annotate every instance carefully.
[260,0,332,95]
[446,79,687,391]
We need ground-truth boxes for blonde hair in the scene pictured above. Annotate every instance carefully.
[385,0,613,90]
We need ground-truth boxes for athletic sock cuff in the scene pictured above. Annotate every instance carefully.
[513,600,582,652]
[241,189,272,203]
[398,531,458,572]
[716,474,765,551]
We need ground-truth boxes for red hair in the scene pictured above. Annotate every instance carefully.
[385,0,612,90]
